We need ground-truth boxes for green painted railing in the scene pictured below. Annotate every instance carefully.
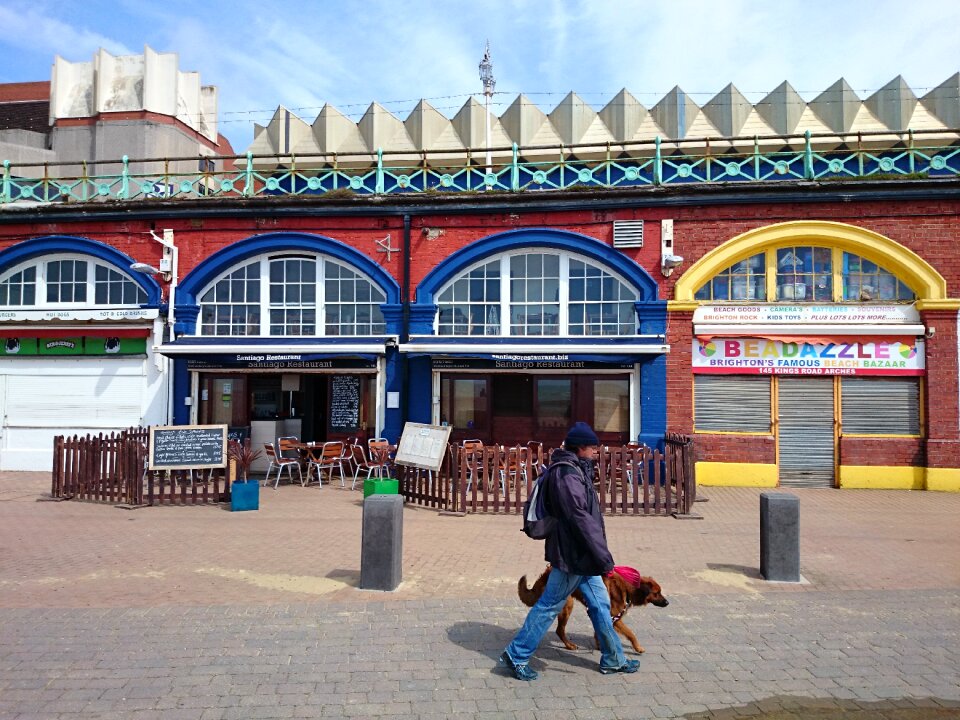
[2,129,958,205]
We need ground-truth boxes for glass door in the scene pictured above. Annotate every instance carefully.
[535,378,572,448]
[198,374,249,429]
[440,375,491,444]
[587,377,631,446]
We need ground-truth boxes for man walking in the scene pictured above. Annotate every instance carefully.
[499,422,640,680]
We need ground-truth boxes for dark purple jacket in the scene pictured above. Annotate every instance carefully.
[543,448,615,576]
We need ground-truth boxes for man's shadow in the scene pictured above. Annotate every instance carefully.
[446,621,600,676]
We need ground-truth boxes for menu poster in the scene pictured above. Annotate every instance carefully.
[330,375,361,431]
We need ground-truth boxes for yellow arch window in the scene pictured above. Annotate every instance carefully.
[694,246,916,303]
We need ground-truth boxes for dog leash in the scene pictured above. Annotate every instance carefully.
[611,598,631,624]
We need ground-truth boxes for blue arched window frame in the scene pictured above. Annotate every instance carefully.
[175,232,402,336]
[412,228,662,335]
[0,235,162,307]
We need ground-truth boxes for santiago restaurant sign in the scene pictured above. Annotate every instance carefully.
[693,337,925,376]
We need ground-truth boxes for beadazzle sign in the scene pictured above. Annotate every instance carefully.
[692,337,925,376]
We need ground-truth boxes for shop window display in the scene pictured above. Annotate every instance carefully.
[694,253,766,302]
[694,247,915,304]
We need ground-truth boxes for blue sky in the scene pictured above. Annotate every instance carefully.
[1,0,958,151]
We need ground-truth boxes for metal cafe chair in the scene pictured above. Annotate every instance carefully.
[460,440,504,495]
[499,445,528,492]
[350,443,381,490]
[367,438,393,477]
[277,436,303,469]
[263,442,302,489]
[305,441,346,488]
[460,439,483,494]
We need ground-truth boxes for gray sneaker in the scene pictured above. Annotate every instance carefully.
[498,652,539,681]
[600,659,641,675]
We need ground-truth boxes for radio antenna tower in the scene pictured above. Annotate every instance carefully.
[478,40,496,176]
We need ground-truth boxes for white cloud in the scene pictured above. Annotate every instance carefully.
[0,5,132,64]
[0,0,956,150]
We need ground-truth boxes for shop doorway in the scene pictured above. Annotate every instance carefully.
[439,372,631,447]
[778,377,836,488]
[198,372,376,444]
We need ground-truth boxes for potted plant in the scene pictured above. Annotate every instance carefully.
[229,439,262,482]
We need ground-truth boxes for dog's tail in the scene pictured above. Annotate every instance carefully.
[517,575,538,607]
[517,566,550,607]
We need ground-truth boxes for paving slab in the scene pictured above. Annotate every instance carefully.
[1,472,959,719]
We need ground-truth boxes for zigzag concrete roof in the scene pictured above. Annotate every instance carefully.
[245,75,960,163]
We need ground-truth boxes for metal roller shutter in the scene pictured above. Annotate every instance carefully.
[694,375,771,432]
[778,377,835,488]
[6,373,143,427]
[841,377,920,435]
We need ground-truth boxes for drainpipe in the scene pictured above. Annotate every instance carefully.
[400,214,412,426]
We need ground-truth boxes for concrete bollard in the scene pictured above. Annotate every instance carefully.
[760,492,800,582]
[360,494,403,591]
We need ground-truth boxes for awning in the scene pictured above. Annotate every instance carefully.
[399,342,669,356]
[155,342,388,357]
[0,327,152,338]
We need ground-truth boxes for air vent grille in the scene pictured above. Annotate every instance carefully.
[613,220,644,248]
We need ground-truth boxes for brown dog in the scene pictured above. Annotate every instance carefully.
[517,565,668,653]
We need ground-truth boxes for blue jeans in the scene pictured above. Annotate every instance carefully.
[505,568,626,671]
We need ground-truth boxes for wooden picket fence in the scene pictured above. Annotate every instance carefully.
[397,435,696,517]
[51,427,229,506]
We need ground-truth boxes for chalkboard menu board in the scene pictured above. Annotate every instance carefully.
[330,375,361,431]
[149,424,228,470]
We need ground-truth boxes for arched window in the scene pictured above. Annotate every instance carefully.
[436,251,638,336]
[197,253,387,336]
[0,254,147,307]
[693,246,916,303]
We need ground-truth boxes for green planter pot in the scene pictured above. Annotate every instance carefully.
[363,477,399,498]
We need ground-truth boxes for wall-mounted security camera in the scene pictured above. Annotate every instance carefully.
[660,219,684,276]
[925,326,936,339]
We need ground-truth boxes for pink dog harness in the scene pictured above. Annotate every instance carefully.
[606,565,643,623]
[608,565,642,588]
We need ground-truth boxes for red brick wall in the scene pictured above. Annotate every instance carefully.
[920,308,960,468]
[839,437,925,466]
[1,198,958,297]
[666,309,695,434]
[695,433,776,463]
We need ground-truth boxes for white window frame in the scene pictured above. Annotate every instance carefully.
[196,252,387,338]
[0,253,147,308]
[435,250,639,337]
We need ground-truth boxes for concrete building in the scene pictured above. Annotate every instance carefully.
[0,47,232,469]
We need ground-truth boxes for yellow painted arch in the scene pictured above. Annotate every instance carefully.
[673,220,949,303]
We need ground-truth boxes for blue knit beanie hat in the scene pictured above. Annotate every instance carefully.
[565,421,599,447]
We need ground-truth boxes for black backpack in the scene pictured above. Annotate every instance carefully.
[522,460,579,539]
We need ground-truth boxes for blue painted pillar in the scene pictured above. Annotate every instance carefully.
[173,304,200,337]
[408,304,438,335]
[635,300,668,450]
[638,354,667,451]
[381,346,403,443]
[172,358,191,425]
[406,356,434,425]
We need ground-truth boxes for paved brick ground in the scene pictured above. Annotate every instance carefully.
[1,472,959,718]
